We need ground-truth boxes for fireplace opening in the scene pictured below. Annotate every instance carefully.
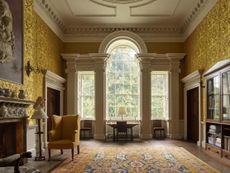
[0,121,24,158]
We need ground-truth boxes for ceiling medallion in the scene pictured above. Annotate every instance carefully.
[102,0,143,4]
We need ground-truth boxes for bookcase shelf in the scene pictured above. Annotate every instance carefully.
[204,59,230,163]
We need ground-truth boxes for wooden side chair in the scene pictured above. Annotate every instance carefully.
[152,120,165,139]
[80,120,92,139]
[48,115,80,161]
[116,121,128,141]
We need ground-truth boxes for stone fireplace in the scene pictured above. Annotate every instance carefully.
[0,97,33,158]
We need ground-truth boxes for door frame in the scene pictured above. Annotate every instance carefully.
[182,70,202,147]
[43,70,66,147]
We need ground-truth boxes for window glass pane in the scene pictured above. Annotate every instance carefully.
[106,45,140,120]
[78,71,95,120]
[151,71,169,120]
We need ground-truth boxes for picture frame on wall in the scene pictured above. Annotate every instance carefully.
[0,0,23,84]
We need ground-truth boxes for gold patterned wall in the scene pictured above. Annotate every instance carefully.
[0,0,64,124]
[183,0,230,120]
[63,42,184,54]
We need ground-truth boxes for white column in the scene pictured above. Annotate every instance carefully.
[94,62,106,140]
[62,54,78,114]
[139,56,152,139]
[169,63,181,139]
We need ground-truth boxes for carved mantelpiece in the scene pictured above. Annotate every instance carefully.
[0,96,34,121]
[0,97,34,158]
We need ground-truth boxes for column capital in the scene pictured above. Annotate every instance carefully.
[137,54,152,71]
[91,53,108,72]
[65,62,77,74]
[169,62,181,74]
[166,53,185,61]
[62,53,80,62]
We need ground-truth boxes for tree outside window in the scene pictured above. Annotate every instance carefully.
[151,71,169,120]
[78,71,95,120]
[106,45,140,120]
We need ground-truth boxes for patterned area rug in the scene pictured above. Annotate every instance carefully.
[51,147,219,173]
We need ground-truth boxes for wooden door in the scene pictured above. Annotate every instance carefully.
[47,88,60,137]
[187,87,199,143]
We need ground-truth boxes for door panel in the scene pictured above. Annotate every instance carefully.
[187,87,199,143]
[47,88,60,138]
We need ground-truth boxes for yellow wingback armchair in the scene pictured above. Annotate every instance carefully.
[48,115,80,161]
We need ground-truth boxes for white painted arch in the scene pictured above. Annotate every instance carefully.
[99,31,148,54]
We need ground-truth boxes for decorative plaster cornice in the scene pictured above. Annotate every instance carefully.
[34,0,217,42]
[102,0,144,4]
[33,0,65,40]
[64,25,180,34]
[182,0,218,40]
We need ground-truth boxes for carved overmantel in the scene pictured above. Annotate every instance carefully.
[0,97,34,123]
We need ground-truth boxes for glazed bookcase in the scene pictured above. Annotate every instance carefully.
[204,59,230,162]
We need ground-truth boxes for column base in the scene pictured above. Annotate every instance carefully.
[94,134,105,140]
[141,133,152,139]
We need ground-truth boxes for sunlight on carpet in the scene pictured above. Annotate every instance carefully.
[51,147,219,173]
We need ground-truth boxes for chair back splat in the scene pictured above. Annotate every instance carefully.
[116,121,128,141]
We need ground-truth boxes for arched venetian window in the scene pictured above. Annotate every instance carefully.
[106,39,140,120]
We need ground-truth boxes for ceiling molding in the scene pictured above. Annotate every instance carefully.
[102,0,144,4]
[65,25,181,34]
[66,0,117,16]
[182,0,218,40]
[130,0,178,17]
[130,0,156,8]
[33,0,65,40]
[33,0,218,42]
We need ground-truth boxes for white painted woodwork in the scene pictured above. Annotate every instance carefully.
[44,70,66,148]
[63,32,185,139]
[181,70,202,146]
[33,0,218,42]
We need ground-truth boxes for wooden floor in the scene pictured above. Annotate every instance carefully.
[27,139,230,173]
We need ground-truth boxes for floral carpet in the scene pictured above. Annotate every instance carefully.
[51,147,219,173]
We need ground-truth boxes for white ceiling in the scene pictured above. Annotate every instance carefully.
[34,0,218,42]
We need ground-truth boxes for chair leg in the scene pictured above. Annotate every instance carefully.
[48,149,51,161]
[61,149,63,155]
[77,145,80,154]
[72,148,74,161]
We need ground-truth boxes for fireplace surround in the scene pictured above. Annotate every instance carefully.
[0,96,33,159]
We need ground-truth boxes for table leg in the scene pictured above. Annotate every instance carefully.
[131,127,133,141]
[113,127,115,142]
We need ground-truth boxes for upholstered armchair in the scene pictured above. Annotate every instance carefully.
[48,115,80,161]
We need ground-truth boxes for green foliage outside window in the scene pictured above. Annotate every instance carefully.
[151,72,169,120]
[78,72,95,119]
[106,46,140,120]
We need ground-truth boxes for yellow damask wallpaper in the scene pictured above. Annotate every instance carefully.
[0,0,64,122]
[183,0,230,120]
[183,0,230,75]
[63,42,184,54]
